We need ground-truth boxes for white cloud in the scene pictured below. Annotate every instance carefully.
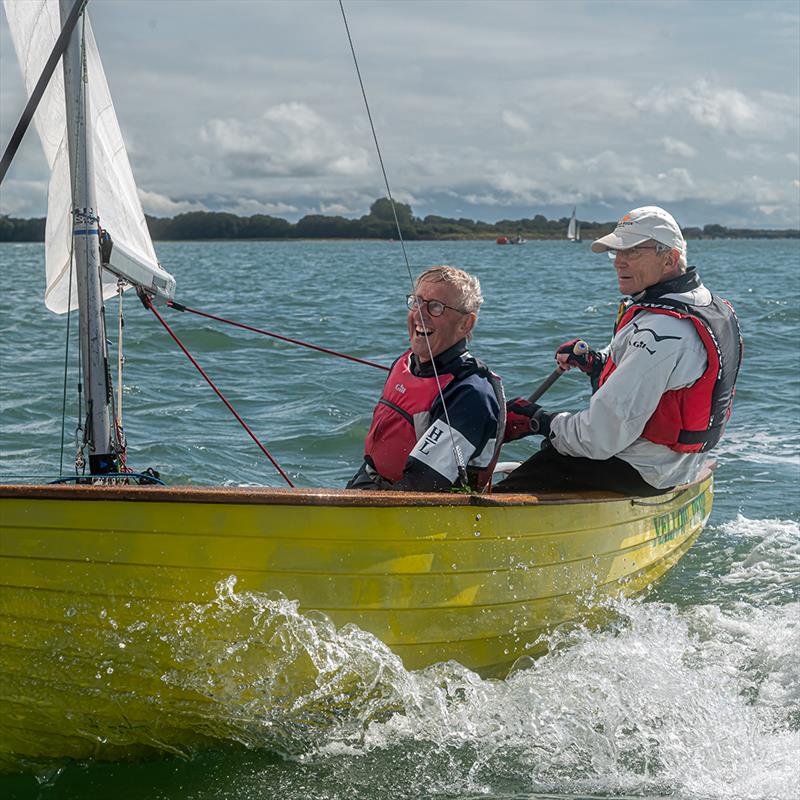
[319,202,356,216]
[0,179,47,216]
[2,3,798,229]
[225,198,299,216]
[137,190,206,216]
[662,137,697,159]
[501,110,530,133]
[637,80,792,138]
[556,155,580,173]
[201,102,371,180]
[723,144,774,163]
[328,153,371,177]
[462,192,506,207]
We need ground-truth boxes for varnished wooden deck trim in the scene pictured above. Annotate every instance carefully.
[0,466,711,508]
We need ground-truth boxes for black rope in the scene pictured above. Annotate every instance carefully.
[338,1,412,273]
[0,0,89,185]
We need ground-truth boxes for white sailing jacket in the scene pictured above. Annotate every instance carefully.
[548,281,714,489]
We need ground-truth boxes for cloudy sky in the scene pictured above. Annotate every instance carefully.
[1,0,799,228]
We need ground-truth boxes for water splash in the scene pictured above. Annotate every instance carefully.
[158,576,415,756]
[148,576,799,800]
[717,516,800,605]
[331,598,800,800]
[7,557,799,800]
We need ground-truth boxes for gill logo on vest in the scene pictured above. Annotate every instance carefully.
[630,320,681,354]
[632,340,656,355]
[395,383,406,394]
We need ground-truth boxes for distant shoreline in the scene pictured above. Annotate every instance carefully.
[3,235,798,245]
[2,200,798,243]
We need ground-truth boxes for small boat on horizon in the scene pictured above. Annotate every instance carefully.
[567,207,581,242]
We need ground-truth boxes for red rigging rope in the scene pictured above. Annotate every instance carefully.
[140,292,295,488]
[166,301,390,372]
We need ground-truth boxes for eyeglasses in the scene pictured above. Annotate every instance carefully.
[407,294,467,317]
[607,244,663,260]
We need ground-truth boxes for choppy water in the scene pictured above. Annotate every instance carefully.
[1,239,798,799]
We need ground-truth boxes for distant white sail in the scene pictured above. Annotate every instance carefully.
[3,0,174,313]
[566,207,577,241]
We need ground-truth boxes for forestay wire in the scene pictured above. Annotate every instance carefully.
[338,0,469,487]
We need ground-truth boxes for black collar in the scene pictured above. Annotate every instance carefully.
[411,339,468,377]
[636,267,701,302]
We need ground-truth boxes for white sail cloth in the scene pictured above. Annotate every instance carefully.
[3,0,174,313]
[567,207,577,240]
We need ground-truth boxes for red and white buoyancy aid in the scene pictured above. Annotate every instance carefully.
[597,297,743,453]
[363,350,504,488]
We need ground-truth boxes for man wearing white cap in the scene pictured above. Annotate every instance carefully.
[498,205,743,495]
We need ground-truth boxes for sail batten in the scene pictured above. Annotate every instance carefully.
[3,0,175,313]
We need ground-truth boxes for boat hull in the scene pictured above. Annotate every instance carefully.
[0,475,712,765]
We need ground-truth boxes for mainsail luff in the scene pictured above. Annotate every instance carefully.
[3,0,175,313]
[59,0,114,471]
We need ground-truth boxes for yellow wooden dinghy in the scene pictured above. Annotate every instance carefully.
[0,0,715,768]
[0,473,712,764]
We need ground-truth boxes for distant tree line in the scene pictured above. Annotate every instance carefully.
[0,215,45,242]
[1,198,798,242]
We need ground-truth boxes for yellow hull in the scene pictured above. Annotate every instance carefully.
[0,475,712,765]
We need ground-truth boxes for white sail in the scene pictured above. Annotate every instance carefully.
[3,0,175,313]
[566,207,577,241]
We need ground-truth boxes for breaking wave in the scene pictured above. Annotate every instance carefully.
[148,516,799,800]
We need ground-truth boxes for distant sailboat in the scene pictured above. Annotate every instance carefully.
[567,207,581,242]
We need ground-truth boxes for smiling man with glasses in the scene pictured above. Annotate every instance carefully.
[498,206,743,496]
[347,266,506,492]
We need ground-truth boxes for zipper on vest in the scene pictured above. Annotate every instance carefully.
[378,398,414,425]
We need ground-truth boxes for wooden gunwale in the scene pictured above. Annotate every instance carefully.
[0,466,711,506]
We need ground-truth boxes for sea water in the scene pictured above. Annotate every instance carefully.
[0,238,798,799]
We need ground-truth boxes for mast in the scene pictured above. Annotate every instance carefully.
[59,0,116,474]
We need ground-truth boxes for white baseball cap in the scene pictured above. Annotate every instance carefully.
[591,206,686,254]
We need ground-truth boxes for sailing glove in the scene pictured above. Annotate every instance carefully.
[555,339,597,373]
[504,398,554,441]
